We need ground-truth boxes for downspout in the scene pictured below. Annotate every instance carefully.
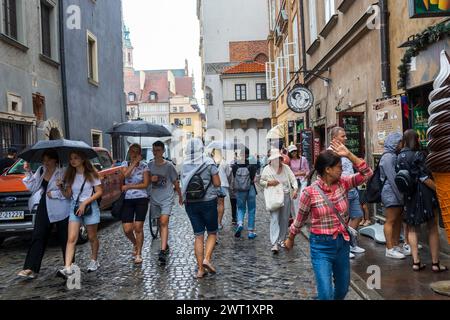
[299,0,310,129]
[59,0,70,139]
[380,0,392,98]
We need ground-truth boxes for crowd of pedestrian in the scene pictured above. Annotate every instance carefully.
[9,124,448,299]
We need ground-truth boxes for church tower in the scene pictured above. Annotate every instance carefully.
[123,25,134,69]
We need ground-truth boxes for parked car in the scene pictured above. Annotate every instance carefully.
[0,148,123,245]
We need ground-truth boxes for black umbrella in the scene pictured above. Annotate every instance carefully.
[19,139,97,164]
[107,120,172,137]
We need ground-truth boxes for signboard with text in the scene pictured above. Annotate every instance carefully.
[409,0,450,18]
[371,97,404,155]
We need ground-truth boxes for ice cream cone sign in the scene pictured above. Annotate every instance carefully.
[422,0,450,10]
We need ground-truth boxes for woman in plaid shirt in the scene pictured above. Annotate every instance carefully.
[285,140,373,300]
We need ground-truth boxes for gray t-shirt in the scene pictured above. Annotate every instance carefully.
[148,160,178,205]
[186,164,219,203]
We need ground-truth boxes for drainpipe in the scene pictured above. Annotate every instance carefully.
[299,0,310,129]
[380,0,392,98]
[59,0,70,139]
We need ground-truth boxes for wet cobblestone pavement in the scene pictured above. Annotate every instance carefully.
[0,189,362,300]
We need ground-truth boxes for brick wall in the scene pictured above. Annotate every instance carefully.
[229,40,268,62]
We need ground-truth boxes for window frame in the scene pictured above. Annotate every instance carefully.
[91,129,103,148]
[324,0,335,23]
[235,84,247,101]
[256,83,267,100]
[87,30,99,85]
[308,0,317,44]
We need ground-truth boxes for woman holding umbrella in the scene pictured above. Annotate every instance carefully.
[17,149,70,279]
[57,151,103,277]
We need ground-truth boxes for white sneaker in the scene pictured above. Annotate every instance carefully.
[386,248,406,259]
[349,252,355,259]
[56,266,74,279]
[271,244,279,254]
[401,244,412,256]
[350,245,366,254]
[418,244,423,250]
[87,260,99,273]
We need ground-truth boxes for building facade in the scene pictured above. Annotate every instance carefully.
[221,61,272,154]
[197,0,270,140]
[62,0,125,158]
[0,0,65,156]
[170,96,204,140]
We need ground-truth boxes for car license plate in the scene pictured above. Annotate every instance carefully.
[0,211,25,221]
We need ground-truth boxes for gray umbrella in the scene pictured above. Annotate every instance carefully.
[107,120,172,137]
[19,139,97,164]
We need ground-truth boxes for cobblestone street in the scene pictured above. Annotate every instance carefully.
[0,189,362,300]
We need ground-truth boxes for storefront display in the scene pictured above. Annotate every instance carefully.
[408,83,433,149]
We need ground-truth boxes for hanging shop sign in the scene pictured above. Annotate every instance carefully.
[409,0,450,18]
[371,97,404,154]
[287,85,314,114]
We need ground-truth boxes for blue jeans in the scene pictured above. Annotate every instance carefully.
[236,185,256,231]
[309,233,350,300]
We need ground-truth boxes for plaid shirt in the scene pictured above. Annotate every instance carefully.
[289,161,373,241]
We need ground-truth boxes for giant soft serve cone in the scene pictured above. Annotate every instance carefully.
[427,50,450,244]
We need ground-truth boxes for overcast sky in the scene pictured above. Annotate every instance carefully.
[122,0,203,109]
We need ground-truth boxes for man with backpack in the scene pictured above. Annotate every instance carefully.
[330,127,366,258]
[232,148,259,239]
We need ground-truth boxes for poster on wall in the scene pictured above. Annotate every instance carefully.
[409,0,450,18]
[371,97,404,155]
[300,130,313,167]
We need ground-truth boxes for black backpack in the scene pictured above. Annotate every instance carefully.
[186,166,211,200]
[366,153,388,204]
[395,150,418,195]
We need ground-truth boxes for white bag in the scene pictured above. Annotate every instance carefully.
[264,183,285,211]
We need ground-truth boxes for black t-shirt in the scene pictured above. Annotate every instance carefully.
[0,158,15,174]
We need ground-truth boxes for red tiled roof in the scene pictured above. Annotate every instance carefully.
[124,69,141,102]
[175,77,194,97]
[222,61,266,75]
[142,71,170,102]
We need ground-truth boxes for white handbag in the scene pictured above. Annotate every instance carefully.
[264,166,285,211]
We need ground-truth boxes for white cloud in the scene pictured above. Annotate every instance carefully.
[122,0,203,111]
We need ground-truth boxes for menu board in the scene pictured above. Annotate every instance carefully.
[339,113,364,158]
[371,97,403,155]
[300,130,313,166]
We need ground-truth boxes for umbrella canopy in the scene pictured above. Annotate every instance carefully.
[19,139,97,164]
[107,120,172,137]
[266,124,286,140]
[206,140,246,151]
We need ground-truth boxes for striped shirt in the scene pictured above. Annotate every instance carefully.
[289,160,373,241]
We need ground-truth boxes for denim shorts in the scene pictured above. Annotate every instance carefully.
[69,199,101,226]
[348,189,363,219]
[185,199,218,236]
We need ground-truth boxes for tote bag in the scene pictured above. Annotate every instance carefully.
[264,166,285,211]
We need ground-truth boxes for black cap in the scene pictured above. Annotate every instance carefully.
[7,147,17,154]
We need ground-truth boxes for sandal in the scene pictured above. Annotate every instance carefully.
[202,260,217,274]
[134,255,143,265]
[412,261,426,272]
[431,261,449,273]
[362,220,372,227]
[17,270,36,279]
